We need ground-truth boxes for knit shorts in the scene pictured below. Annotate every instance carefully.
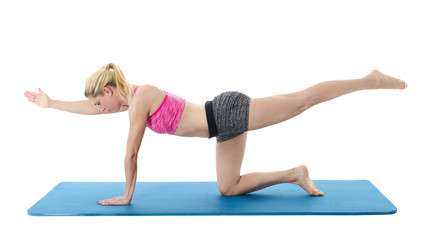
[205,91,251,143]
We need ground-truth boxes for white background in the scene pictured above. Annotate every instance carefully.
[1,0,436,239]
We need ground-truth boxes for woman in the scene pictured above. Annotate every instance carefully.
[24,63,407,205]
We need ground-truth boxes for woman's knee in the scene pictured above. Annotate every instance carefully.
[217,185,233,196]
[217,182,238,196]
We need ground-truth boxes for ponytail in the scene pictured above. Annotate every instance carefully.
[84,63,133,102]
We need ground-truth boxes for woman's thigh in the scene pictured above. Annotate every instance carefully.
[248,90,310,131]
[215,132,247,191]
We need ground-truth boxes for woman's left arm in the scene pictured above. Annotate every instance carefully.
[98,94,148,206]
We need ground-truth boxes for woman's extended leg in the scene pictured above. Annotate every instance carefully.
[248,70,407,131]
[216,132,323,196]
[215,70,406,196]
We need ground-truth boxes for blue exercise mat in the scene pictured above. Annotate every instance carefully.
[27,180,396,216]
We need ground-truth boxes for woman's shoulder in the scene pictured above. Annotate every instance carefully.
[134,84,165,99]
[130,84,165,110]
[134,84,161,94]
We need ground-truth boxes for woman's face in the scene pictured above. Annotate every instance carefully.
[87,86,123,113]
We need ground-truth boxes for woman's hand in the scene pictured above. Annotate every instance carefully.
[24,89,51,108]
[98,196,131,206]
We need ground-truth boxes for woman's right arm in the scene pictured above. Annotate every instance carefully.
[24,89,101,115]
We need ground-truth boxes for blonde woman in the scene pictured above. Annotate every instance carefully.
[24,63,407,205]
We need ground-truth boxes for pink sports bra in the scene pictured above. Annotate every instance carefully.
[133,86,186,134]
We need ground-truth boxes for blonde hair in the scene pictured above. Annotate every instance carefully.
[84,63,133,102]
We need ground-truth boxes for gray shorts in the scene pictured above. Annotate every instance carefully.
[205,91,251,143]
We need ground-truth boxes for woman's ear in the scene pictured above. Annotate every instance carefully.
[103,86,113,96]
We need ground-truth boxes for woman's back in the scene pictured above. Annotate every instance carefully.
[135,84,209,138]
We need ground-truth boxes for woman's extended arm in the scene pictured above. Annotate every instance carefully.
[98,91,148,205]
[24,89,102,115]
[49,100,102,115]
[123,110,147,203]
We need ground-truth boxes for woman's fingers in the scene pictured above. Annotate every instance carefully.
[24,91,39,100]
[98,199,113,206]
[25,90,37,95]
[24,91,37,99]
[24,91,37,103]
[98,196,129,206]
[98,199,110,205]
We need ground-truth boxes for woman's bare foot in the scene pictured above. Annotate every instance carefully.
[365,70,408,89]
[289,165,324,196]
